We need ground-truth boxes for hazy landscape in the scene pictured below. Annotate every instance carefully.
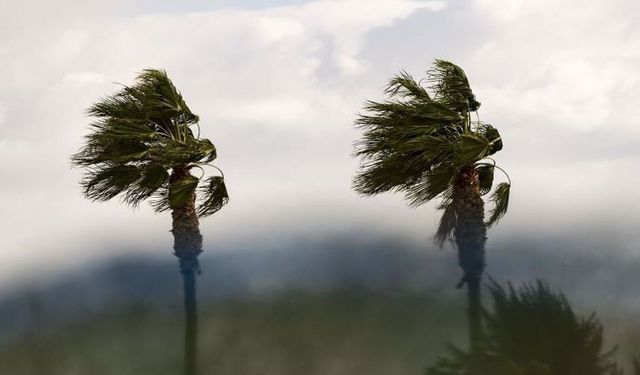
[2,234,639,374]
[2,0,640,374]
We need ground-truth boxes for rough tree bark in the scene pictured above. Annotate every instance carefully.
[454,165,487,360]
[170,165,202,375]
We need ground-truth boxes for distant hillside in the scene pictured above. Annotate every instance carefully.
[0,235,639,374]
[0,236,458,344]
[0,290,467,375]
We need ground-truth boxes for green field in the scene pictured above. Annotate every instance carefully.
[0,290,468,375]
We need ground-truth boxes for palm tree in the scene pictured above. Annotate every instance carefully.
[427,280,630,375]
[353,60,511,352]
[71,69,229,375]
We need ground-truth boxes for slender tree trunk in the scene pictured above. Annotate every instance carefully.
[182,266,198,375]
[170,166,203,375]
[454,166,487,362]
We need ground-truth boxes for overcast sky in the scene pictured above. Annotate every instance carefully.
[1,0,639,290]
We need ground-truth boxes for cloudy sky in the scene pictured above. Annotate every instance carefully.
[1,0,639,290]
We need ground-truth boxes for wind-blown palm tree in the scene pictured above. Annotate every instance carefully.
[71,69,228,375]
[427,280,633,375]
[353,60,511,352]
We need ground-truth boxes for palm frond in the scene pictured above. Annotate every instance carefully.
[405,163,457,207]
[123,164,169,205]
[428,59,480,112]
[94,118,156,140]
[428,280,619,375]
[477,123,503,155]
[476,164,494,195]
[353,78,464,202]
[197,176,229,217]
[455,133,492,165]
[486,182,510,227]
[168,174,199,209]
[149,184,171,213]
[88,91,145,121]
[358,99,463,126]
[384,70,431,101]
[150,138,216,165]
[82,165,142,202]
[72,69,228,213]
[130,69,198,125]
[353,157,421,195]
[435,201,456,247]
[71,133,149,167]
[353,60,508,220]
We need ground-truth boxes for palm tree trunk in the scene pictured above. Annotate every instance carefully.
[181,265,198,375]
[170,166,203,375]
[454,166,487,359]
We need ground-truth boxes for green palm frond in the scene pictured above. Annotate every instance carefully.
[455,133,492,164]
[476,164,494,195]
[486,182,510,227]
[354,68,464,201]
[95,118,156,140]
[428,280,620,375]
[123,164,169,205]
[428,59,480,112]
[353,60,510,229]
[435,201,457,247]
[88,69,197,125]
[72,69,228,216]
[358,99,463,126]
[82,165,142,202]
[136,69,196,122]
[405,163,457,206]
[353,157,421,195]
[150,138,217,165]
[150,184,171,213]
[477,123,503,155]
[384,70,431,101]
[168,175,199,209]
[401,135,453,163]
[197,176,229,217]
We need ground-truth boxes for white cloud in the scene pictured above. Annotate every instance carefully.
[2,0,640,292]
[62,72,107,85]
[457,0,640,253]
[0,103,6,128]
[0,0,443,290]
[469,0,640,135]
[278,0,447,74]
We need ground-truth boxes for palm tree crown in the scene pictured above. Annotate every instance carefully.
[354,60,510,244]
[71,69,228,218]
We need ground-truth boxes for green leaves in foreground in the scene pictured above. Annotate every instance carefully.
[427,280,626,375]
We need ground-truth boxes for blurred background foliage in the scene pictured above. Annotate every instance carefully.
[1,240,639,375]
[0,291,463,375]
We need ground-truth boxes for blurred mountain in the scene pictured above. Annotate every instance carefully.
[1,234,639,360]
